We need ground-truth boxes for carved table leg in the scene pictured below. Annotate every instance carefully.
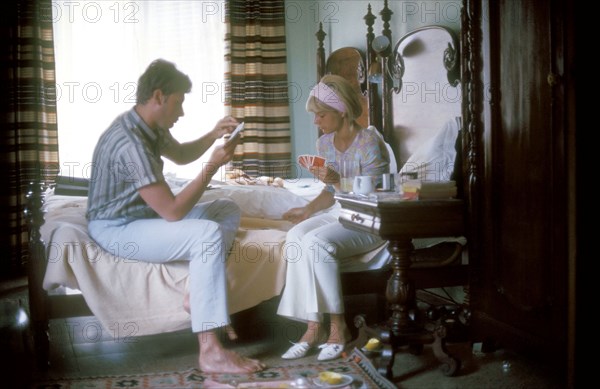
[430,323,461,376]
[386,238,418,334]
[378,238,462,378]
[360,238,419,379]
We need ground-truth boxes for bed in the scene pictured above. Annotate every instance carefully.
[37,178,316,336]
[26,1,467,369]
[26,173,395,367]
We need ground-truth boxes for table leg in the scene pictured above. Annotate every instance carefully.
[386,238,419,334]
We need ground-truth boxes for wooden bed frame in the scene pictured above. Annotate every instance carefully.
[25,182,92,369]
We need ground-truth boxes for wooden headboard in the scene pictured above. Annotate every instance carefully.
[315,3,462,174]
[315,3,390,133]
[389,26,461,166]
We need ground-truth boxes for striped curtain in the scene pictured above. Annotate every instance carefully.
[0,0,59,278]
[225,0,292,178]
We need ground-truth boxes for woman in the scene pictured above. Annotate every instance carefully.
[278,74,390,361]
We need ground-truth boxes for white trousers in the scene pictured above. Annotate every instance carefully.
[277,208,383,323]
[88,199,240,333]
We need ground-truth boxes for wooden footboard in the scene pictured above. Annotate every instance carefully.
[25,180,51,369]
[25,180,93,369]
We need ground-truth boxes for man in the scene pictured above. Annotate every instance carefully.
[86,59,265,373]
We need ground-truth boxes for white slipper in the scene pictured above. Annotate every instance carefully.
[281,341,311,359]
[317,343,345,361]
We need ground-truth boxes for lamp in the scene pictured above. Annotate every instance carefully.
[372,35,391,57]
[370,35,392,137]
[369,35,391,83]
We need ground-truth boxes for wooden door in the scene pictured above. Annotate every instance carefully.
[461,0,576,385]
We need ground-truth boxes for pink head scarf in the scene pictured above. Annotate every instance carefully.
[309,82,347,113]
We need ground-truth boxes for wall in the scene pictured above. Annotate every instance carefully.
[284,0,461,166]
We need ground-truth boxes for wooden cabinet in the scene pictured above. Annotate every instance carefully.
[462,0,576,386]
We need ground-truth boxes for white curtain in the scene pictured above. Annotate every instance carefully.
[52,0,226,179]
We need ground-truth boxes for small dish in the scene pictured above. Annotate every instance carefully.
[360,346,383,357]
[312,374,353,388]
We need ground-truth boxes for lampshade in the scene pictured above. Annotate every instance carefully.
[372,35,391,57]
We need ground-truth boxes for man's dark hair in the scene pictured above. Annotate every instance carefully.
[136,59,192,104]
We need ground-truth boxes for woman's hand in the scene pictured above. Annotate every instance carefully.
[209,116,239,139]
[309,165,339,184]
[282,206,312,224]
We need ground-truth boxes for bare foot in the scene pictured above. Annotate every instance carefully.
[197,329,263,373]
[185,294,238,341]
[199,348,266,373]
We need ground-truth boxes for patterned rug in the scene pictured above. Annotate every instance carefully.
[33,348,396,389]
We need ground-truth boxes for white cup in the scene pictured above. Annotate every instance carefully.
[353,175,374,195]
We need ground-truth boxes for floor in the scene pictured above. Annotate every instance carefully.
[2,277,564,389]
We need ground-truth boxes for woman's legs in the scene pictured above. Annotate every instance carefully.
[278,213,382,357]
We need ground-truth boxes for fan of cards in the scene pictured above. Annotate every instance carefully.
[297,154,326,169]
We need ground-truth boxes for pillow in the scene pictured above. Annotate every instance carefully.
[384,141,398,174]
[399,117,461,180]
[367,125,398,174]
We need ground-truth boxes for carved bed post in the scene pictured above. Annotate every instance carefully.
[461,0,483,309]
[380,0,393,139]
[364,4,382,131]
[25,179,50,369]
[315,22,327,137]
[364,5,376,81]
[316,22,326,82]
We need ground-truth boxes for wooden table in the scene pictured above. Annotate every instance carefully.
[335,193,465,378]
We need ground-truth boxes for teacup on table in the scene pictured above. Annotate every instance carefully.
[353,175,374,195]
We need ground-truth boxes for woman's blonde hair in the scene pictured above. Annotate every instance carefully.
[306,74,362,123]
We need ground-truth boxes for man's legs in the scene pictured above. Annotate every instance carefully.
[89,199,264,372]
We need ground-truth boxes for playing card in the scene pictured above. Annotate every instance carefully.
[312,156,326,167]
[297,154,311,169]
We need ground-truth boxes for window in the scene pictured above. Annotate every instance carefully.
[52,0,226,179]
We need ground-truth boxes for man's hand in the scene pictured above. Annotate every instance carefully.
[210,116,239,139]
[207,135,240,169]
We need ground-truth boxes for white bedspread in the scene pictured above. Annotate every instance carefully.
[39,178,398,336]
[41,182,311,336]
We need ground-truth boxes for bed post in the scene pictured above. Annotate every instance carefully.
[364,4,382,132]
[25,179,50,369]
[364,4,376,84]
[380,0,393,139]
[316,22,326,82]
